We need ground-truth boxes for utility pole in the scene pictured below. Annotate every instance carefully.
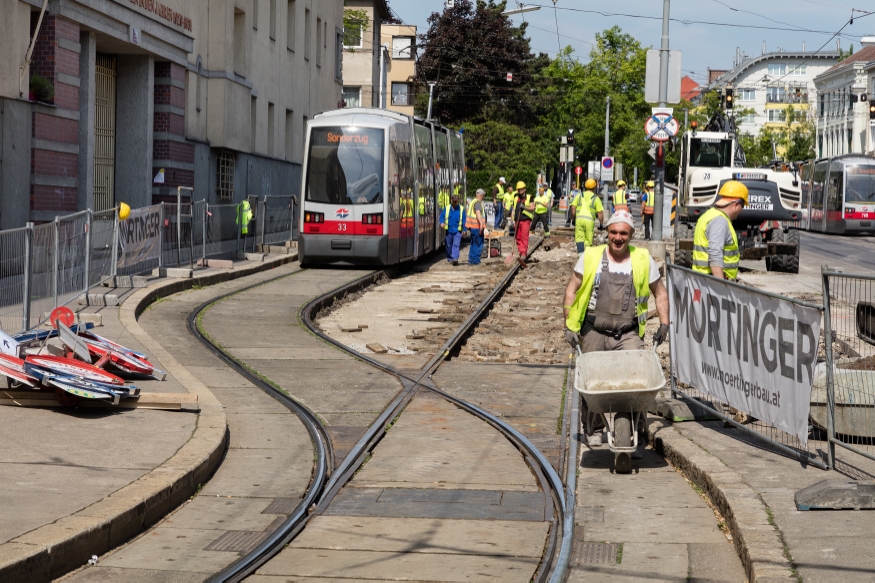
[602,96,611,213]
[426,83,436,120]
[652,0,670,241]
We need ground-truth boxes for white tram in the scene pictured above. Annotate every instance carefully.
[798,154,875,234]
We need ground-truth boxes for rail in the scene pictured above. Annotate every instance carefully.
[202,237,574,582]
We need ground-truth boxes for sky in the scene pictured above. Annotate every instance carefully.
[387,0,875,86]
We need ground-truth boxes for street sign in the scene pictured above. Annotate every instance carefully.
[575,166,582,176]
[645,107,679,142]
[506,72,513,82]
[644,49,682,104]
[601,157,614,182]
[560,146,575,163]
[588,161,601,181]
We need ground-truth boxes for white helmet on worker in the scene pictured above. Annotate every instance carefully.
[499,177,506,184]
[606,210,635,232]
[475,188,486,197]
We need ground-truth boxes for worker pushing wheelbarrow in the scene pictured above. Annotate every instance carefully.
[562,210,671,473]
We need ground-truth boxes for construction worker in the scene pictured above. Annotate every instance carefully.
[513,181,534,267]
[563,210,670,462]
[466,188,487,265]
[438,185,450,211]
[692,181,748,281]
[503,183,517,228]
[236,198,253,235]
[566,184,580,227]
[440,194,466,265]
[531,184,551,239]
[493,177,506,229]
[570,178,604,253]
[612,180,628,213]
[641,180,656,240]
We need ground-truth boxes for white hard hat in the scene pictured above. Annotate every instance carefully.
[475,188,486,196]
[499,177,506,183]
[606,210,635,231]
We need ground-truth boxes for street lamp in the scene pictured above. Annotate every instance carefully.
[501,5,540,16]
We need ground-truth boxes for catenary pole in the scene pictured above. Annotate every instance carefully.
[652,0,670,241]
[426,83,436,120]
[602,96,611,214]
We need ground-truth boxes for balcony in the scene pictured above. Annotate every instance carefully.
[766,91,808,104]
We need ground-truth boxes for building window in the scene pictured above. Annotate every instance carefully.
[287,0,296,50]
[316,17,322,65]
[768,109,786,122]
[789,64,807,76]
[252,0,258,29]
[392,36,414,59]
[285,109,294,161]
[344,20,363,48]
[269,0,276,39]
[335,29,343,81]
[304,8,311,60]
[766,87,785,103]
[738,88,756,101]
[739,113,755,124]
[268,102,275,156]
[251,96,257,151]
[234,9,247,77]
[767,64,786,76]
[391,82,410,106]
[343,86,361,108]
[217,150,235,203]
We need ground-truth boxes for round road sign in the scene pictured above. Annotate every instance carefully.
[602,157,613,169]
[575,166,582,176]
[645,114,679,142]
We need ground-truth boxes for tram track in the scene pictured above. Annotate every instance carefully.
[187,239,576,582]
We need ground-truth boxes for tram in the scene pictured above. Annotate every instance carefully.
[298,108,466,266]
[798,154,875,234]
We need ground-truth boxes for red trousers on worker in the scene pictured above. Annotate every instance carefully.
[515,218,531,257]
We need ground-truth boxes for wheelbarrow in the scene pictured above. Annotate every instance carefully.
[575,348,666,473]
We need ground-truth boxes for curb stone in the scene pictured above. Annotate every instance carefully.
[645,418,797,582]
[0,253,297,581]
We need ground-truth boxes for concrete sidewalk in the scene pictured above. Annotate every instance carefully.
[0,253,296,580]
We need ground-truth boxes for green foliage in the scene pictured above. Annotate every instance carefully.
[29,73,53,103]
[415,0,539,126]
[343,6,369,49]
[463,121,544,192]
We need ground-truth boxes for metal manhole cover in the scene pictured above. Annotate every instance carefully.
[204,530,269,553]
[573,540,618,565]
[262,497,299,515]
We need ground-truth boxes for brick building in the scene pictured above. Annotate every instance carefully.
[0,0,344,229]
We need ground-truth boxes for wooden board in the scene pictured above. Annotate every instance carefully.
[0,390,198,411]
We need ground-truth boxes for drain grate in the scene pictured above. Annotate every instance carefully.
[204,530,269,553]
[573,540,619,565]
[262,497,300,516]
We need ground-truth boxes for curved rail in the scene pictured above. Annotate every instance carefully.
[184,271,342,583]
[194,239,575,582]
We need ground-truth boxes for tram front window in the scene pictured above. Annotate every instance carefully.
[846,166,875,204]
[306,127,384,205]
[689,138,733,168]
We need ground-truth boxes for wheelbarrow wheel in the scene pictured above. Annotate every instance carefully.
[614,412,633,474]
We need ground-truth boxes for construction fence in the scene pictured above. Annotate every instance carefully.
[0,194,298,336]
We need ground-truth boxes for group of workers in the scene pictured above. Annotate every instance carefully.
[563,179,749,456]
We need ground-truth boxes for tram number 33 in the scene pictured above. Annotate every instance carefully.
[337,223,347,231]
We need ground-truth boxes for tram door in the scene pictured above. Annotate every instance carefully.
[433,128,451,246]
[414,125,435,254]
[389,123,415,260]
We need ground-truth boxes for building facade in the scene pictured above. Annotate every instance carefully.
[340,0,390,110]
[708,50,839,139]
[381,24,416,116]
[812,43,875,158]
[0,0,343,230]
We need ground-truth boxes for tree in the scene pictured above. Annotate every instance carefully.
[343,6,369,50]
[463,121,549,192]
[415,0,537,125]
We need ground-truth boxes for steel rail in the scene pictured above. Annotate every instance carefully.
[184,271,341,583]
[552,349,581,582]
[192,237,573,582]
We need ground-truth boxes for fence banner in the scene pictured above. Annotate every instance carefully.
[117,204,161,269]
[669,267,822,444]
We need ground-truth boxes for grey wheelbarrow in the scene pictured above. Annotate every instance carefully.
[574,348,666,474]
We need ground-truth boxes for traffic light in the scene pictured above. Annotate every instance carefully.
[655,144,665,168]
[869,100,875,120]
[567,128,575,145]
[725,88,734,110]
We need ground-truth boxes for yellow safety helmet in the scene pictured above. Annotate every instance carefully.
[646,180,655,188]
[616,180,626,187]
[118,202,131,221]
[516,181,526,190]
[584,178,597,190]
[718,180,749,207]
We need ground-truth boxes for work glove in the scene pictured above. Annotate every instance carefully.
[653,323,670,347]
[565,328,580,349]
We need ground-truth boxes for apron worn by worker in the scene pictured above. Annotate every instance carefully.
[584,251,638,338]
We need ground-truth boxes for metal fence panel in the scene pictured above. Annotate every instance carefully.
[89,209,117,287]
[204,203,242,260]
[258,196,295,246]
[822,269,875,471]
[0,227,31,335]
[666,263,829,469]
